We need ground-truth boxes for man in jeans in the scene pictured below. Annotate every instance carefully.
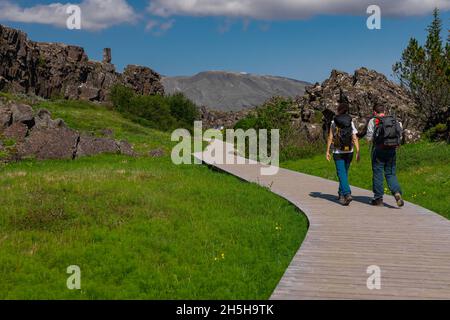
[366,104,404,207]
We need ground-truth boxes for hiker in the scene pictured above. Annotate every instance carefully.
[366,104,404,207]
[326,102,360,206]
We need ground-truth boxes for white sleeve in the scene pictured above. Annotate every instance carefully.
[366,119,375,141]
[351,122,358,135]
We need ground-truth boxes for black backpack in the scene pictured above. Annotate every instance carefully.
[374,115,402,147]
[333,114,353,152]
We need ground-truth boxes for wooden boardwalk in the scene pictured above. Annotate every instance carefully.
[194,140,450,300]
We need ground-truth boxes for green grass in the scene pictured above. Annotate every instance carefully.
[34,100,172,154]
[282,141,450,219]
[0,97,307,299]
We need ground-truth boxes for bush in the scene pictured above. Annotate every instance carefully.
[234,116,258,131]
[234,97,324,161]
[166,93,199,128]
[109,85,134,112]
[109,85,199,132]
[424,123,449,142]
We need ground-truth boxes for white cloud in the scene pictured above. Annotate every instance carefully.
[0,0,138,31]
[145,19,175,35]
[147,0,450,20]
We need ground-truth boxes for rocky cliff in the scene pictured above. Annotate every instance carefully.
[0,24,164,101]
[293,68,421,142]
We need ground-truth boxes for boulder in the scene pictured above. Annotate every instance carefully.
[3,122,28,143]
[18,127,79,160]
[10,103,34,125]
[78,84,100,101]
[117,140,136,157]
[100,128,114,137]
[34,109,67,130]
[0,104,12,130]
[301,123,323,141]
[148,148,165,158]
[75,135,119,157]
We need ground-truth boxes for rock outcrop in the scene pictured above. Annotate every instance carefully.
[0,24,164,101]
[198,68,421,144]
[293,68,422,143]
[199,106,253,129]
[0,100,136,162]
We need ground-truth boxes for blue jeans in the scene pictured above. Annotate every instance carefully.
[333,153,353,197]
[372,147,402,199]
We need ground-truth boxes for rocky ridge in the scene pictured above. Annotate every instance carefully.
[0,24,164,101]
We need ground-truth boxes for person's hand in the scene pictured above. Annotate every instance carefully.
[326,151,331,162]
[356,151,361,162]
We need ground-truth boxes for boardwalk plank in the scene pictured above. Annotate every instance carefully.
[194,140,450,300]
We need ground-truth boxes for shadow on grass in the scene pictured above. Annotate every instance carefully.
[309,192,398,209]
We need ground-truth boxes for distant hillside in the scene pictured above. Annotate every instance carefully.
[162,71,310,111]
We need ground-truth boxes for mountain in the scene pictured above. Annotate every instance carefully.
[162,71,310,111]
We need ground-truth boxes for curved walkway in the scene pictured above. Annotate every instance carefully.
[194,139,450,299]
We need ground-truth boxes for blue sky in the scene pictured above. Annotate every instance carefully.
[0,0,449,83]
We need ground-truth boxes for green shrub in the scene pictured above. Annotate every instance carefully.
[234,96,324,161]
[109,85,134,112]
[109,85,199,132]
[424,123,449,142]
[234,116,258,131]
[166,93,199,128]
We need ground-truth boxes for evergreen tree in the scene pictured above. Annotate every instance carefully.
[393,8,449,136]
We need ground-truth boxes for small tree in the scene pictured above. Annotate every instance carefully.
[393,8,449,134]
[166,93,200,128]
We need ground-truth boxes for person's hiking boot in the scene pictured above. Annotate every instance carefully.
[394,193,405,207]
[370,198,384,206]
[344,194,353,205]
[340,194,352,206]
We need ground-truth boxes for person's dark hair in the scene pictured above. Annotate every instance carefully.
[337,102,349,115]
[373,104,385,114]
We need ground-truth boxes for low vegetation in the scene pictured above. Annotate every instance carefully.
[234,96,324,162]
[109,85,199,132]
[0,97,307,299]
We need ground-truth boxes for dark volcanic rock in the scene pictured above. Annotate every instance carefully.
[10,103,34,125]
[200,106,253,129]
[0,24,164,101]
[34,109,66,130]
[0,102,136,161]
[3,122,28,143]
[123,65,165,96]
[0,104,12,130]
[76,135,119,157]
[18,127,79,160]
[117,140,136,157]
[100,128,114,137]
[148,148,165,158]
[295,68,421,142]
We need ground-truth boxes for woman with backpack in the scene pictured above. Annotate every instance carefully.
[326,102,360,206]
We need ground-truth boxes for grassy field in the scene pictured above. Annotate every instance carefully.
[282,141,450,219]
[0,98,307,299]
